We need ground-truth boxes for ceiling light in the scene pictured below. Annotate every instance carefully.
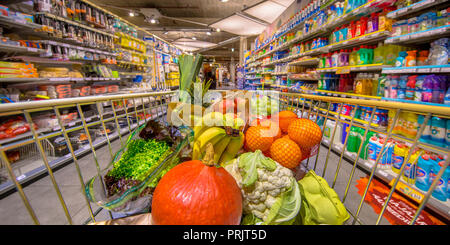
[220,0,229,2]
[129,12,135,17]
[206,31,211,36]
[231,48,234,52]
[163,31,169,35]
[216,28,221,32]
[150,19,156,24]
[192,37,197,40]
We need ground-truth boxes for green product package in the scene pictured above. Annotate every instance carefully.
[359,131,375,160]
[295,170,350,225]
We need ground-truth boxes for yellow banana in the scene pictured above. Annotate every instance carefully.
[192,140,202,160]
[197,127,226,152]
[213,136,232,163]
[193,112,224,141]
[219,132,244,164]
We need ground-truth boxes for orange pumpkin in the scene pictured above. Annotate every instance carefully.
[151,143,243,225]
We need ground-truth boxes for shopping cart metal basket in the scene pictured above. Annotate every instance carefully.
[0,90,448,225]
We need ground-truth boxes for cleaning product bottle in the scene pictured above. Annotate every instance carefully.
[417,50,429,66]
[359,131,376,160]
[392,143,407,174]
[430,116,446,148]
[377,74,386,97]
[374,42,384,64]
[416,154,434,192]
[397,75,408,99]
[405,50,417,67]
[430,159,449,202]
[390,75,398,99]
[402,149,422,184]
[368,136,381,164]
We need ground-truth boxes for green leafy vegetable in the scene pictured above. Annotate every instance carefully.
[178,54,204,103]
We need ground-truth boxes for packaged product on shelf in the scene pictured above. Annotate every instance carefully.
[0,116,37,139]
[429,157,449,202]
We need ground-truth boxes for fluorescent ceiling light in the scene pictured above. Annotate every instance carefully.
[174,44,200,52]
[271,0,296,7]
[216,28,221,32]
[173,38,216,49]
[211,14,267,36]
[129,12,135,17]
[206,31,212,36]
[192,37,197,40]
[244,1,287,23]
[150,19,156,24]
[220,0,229,2]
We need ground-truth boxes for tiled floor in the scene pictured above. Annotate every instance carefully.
[0,134,392,225]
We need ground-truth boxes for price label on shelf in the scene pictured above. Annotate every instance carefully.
[397,8,408,15]
[389,179,424,203]
[431,68,441,72]
[16,174,26,181]
[399,35,410,41]
[336,67,350,74]
[441,67,450,73]
[68,122,76,127]
[27,47,38,52]
[378,170,389,178]
[417,68,430,73]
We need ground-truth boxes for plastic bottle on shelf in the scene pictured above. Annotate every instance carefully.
[431,75,443,104]
[402,149,423,185]
[397,75,407,100]
[416,154,434,192]
[377,74,386,97]
[430,159,449,202]
[331,51,339,67]
[395,51,408,67]
[405,50,417,67]
[374,42,385,64]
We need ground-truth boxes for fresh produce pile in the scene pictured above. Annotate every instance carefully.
[149,97,350,225]
[103,120,185,198]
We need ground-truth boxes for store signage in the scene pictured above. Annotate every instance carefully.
[355,177,445,225]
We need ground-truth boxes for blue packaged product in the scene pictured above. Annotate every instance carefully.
[414,75,426,101]
[430,159,448,202]
[430,116,446,147]
[415,154,434,192]
[368,136,380,163]
[418,115,431,143]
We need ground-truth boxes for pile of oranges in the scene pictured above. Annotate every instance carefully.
[244,110,322,169]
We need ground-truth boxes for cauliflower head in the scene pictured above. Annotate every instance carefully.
[223,150,301,224]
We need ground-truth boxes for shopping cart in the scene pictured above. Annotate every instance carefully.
[0,90,448,225]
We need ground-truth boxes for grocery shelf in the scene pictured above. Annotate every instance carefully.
[37,40,117,57]
[0,77,120,84]
[382,97,450,109]
[326,30,391,52]
[289,58,319,66]
[385,25,450,45]
[315,90,382,100]
[35,12,116,38]
[382,65,450,74]
[0,15,42,30]
[0,112,166,196]
[386,0,448,19]
[0,43,46,56]
[317,64,391,73]
[5,56,84,66]
[321,137,450,220]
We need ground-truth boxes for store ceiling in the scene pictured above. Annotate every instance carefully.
[91,0,295,62]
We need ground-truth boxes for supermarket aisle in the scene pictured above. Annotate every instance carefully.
[0,134,126,225]
[0,139,389,225]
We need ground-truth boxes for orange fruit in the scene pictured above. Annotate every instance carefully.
[273,110,298,133]
[245,125,275,152]
[288,118,322,149]
[270,138,302,169]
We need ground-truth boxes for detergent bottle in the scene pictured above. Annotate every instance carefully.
[430,159,449,202]
[359,130,376,160]
[395,51,408,67]
[402,149,422,184]
[414,75,426,101]
[368,136,381,164]
[405,50,417,67]
[374,42,385,64]
[392,143,407,174]
[415,153,434,192]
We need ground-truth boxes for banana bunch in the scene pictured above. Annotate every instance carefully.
[192,112,245,163]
